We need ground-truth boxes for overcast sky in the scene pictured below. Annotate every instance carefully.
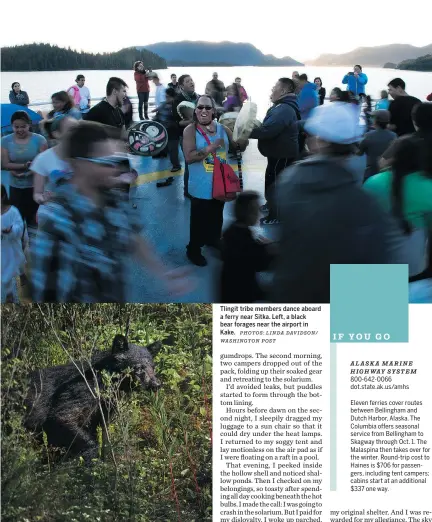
[1,0,431,61]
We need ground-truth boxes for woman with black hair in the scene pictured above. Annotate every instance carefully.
[134,61,150,120]
[314,78,326,105]
[1,111,48,225]
[182,95,248,266]
[9,82,29,106]
[364,103,432,280]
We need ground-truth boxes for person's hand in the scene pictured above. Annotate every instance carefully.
[11,171,25,178]
[163,267,195,296]
[236,138,249,150]
[2,226,12,234]
[208,138,224,153]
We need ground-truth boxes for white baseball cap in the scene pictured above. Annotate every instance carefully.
[304,102,362,144]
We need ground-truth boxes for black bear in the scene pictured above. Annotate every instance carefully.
[24,334,164,460]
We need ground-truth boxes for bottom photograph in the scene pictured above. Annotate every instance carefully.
[1,304,212,522]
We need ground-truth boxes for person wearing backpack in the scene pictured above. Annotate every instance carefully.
[182,95,248,266]
[68,75,91,117]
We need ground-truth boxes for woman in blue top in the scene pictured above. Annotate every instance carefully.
[48,91,82,120]
[342,65,368,96]
[375,90,390,110]
[182,95,248,266]
[1,111,48,225]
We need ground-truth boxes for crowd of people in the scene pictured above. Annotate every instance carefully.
[1,62,432,303]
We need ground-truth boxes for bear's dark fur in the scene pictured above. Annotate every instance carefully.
[24,335,164,460]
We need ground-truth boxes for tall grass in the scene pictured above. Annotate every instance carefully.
[1,304,212,522]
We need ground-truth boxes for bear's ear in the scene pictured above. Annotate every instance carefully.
[112,335,129,354]
[162,335,175,347]
[146,340,163,357]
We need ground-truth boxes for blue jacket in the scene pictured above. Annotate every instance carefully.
[298,82,319,120]
[342,73,368,95]
[250,95,300,159]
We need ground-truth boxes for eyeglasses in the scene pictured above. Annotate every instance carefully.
[76,157,118,167]
[196,105,213,111]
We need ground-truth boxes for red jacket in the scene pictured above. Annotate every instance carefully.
[134,71,149,93]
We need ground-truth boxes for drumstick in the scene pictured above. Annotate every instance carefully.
[236,144,243,191]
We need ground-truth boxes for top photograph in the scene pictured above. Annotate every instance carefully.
[1,32,432,304]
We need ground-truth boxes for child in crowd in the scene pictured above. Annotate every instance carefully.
[1,185,29,302]
[219,191,276,303]
[357,110,397,181]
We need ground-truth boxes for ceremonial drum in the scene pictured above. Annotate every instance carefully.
[233,101,261,141]
[176,101,196,120]
[128,120,168,156]
[219,112,238,132]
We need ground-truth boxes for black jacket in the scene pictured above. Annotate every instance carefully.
[272,156,390,303]
[250,95,300,159]
[219,224,275,303]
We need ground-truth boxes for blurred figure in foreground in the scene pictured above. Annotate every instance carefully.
[1,185,29,302]
[272,102,390,303]
[365,103,432,281]
[219,191,276,303]
[31,121,190,302]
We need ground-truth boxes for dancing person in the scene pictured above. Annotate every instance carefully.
[122,95,133,128]
[152,75,166,110]
[1,185,29,303]
[9,82,29,106]
[68,74,91,116]
[235,77,248,102]
[357,110,397,181]
[1,111,48,226]
[272,102,390,303]
[223,84,243,112]
[387,78,421,136]
[86,77,128,136]
[205,72,226,107]
[134,61,151,120]
[298,74,319,120]
[375,90,390,110]
[219,191,276,303]
[182,95,247,267]
[31,121,190,302]
[168,73,180,92]
[292,71,301,94]
[32,116,78,213]
[154,87,181,187]
[364,104,432,280]
[172,74,200,198]
[330,87,343,102]
[314,77,326,105]
[249,78,300,225]
[47,91,82,120]
[342,65,368,96]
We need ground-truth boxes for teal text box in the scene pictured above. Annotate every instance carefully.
[330,264,409,343]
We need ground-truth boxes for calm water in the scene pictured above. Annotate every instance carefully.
[2,66,431,120]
